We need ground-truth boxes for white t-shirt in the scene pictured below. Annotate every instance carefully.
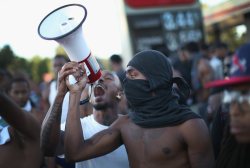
[61,115,129,168]
[22,100,32,112]
[49,80,69,123]
[209,56,224,80]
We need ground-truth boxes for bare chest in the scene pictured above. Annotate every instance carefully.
[0,138,42,168]
[122,123,185,161]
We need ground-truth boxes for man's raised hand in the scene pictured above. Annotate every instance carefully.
[65,62,89,93]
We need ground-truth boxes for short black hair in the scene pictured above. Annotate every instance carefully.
[200,42,209,51]
[110,54,123,64]
[0,69,12,79]
[180,41,200,53]
[214,42,228,49]
[6,77,30,93]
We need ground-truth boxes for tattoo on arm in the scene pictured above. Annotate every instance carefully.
[41,102,62,151]
[90,129,114,145]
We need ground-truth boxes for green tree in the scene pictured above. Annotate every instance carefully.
[0,45,15,69]
[30,56,49,83]
[221,27,245,52]
[37,58,51,83]
[55,45,67,56]
[205,26,245,53]
[8,56,31,76]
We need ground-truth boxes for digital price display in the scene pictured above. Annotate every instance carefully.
[127,8,204,56]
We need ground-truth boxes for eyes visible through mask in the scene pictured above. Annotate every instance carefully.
[125,66,147,80]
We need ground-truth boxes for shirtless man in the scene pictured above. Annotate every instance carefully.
[63,50,214,168]
[0,91,42,168]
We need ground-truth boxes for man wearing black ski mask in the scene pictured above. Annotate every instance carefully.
[63,50,214,168]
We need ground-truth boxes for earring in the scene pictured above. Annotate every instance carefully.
[116,94,121,100]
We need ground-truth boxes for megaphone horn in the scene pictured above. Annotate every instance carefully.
[38,3,101,84]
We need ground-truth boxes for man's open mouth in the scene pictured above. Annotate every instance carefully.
[94,84,105,97]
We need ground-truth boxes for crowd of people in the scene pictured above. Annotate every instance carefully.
[0,40,250,168]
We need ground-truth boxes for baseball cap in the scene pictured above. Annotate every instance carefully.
[205,43,250,88]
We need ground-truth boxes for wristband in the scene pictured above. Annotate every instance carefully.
[79,98,89,105]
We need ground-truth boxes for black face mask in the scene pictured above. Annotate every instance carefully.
[123,79,152,107]
[123,50,199,128]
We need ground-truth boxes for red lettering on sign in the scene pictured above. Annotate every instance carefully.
[125,0,195,8]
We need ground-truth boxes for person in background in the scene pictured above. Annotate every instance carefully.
[0,89,42,168]
[109,54,128,115]
[172,44,193,91]
[199,42,211,60]
[205,42,250,167]
[208,44,224,80]
[177,41,215,121]
[64,50,214,168]
[213,42,231,78]
[0,69,12,129]
[0,69,12,92]
[7,77,43,124]
[206,88,224,129]
[40,66,129,168]
[109,54,125,83]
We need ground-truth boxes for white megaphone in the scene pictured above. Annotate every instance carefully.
[38,4,101,84]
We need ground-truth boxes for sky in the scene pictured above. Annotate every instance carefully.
[0,0,122,60]
[0,0,226,60]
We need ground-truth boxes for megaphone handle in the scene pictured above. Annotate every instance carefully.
[78,54,102,83]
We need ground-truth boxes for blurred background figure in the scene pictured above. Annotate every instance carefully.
[205,42,250,167]
[109,54,128,115]
[206,87,224,130]
[41,54,69,123]
[7,77,43,124]
[109,54,126,83]
[208,43,223,80]
[5,76,47,167]
[173,41,214,108]
[172,44,193,93]
[0,69,12,92]
[208,42,231,80]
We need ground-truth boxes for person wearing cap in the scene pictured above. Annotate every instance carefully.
[64,50,214,168]
[205,42,250,167]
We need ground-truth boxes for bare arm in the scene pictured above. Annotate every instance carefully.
[0,91,40,140]
[64,64,123,162]
[40,62,76,156]
[40,93,65,156]
[79,84,93,118]
[64,91,123,162]
[181,118,215,168]
[40,82,51,113]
